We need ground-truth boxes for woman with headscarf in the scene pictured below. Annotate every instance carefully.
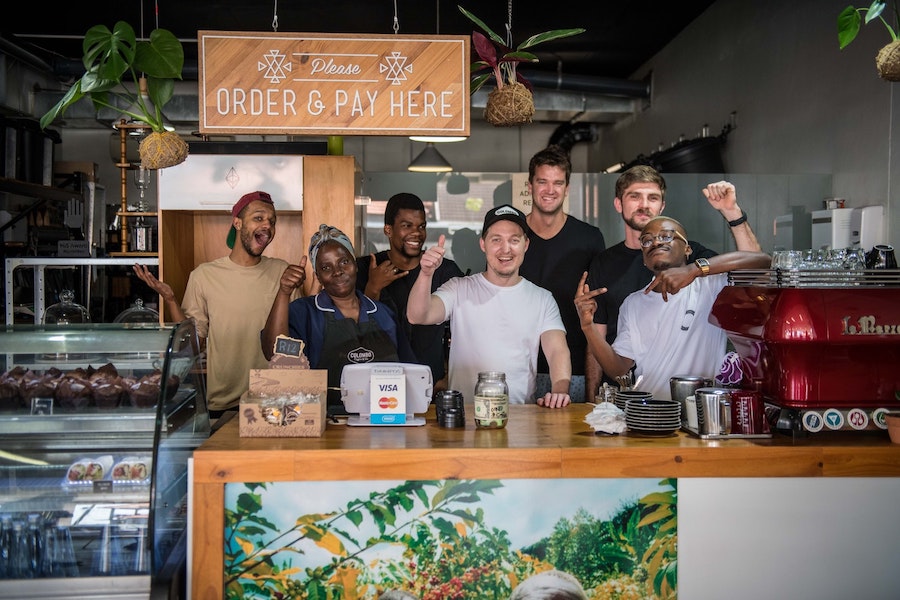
[261,224,414,413]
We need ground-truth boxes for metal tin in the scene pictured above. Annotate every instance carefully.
[434,390,465,428]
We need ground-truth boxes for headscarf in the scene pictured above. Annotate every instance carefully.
[309,224,355,268]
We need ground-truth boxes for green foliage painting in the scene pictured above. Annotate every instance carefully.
[224,478,677,599]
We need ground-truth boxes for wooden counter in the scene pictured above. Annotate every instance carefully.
[190,404,900,598]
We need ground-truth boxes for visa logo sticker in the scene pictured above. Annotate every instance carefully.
[370,368,406,424]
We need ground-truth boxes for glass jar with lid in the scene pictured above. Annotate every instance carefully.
[473,371,509,429]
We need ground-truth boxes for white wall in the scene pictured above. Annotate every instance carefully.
[600,0,898,249]
[679,478,900,600]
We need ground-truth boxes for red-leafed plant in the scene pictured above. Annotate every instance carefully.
[458,5,585,94]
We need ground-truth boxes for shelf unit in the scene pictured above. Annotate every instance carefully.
[5,257,159,325]
[109,120,156,257]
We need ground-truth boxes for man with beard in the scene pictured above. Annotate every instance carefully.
[576,216,770,400]
[519,145,605,403]
[584,167,760,394]
[355,193,463,390]
[133,190,299,416]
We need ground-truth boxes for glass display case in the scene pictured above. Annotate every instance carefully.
[0,321,210,599]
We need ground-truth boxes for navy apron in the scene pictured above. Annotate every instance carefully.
[320,310,399,413]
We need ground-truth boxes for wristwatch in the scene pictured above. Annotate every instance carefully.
[694,258,711,277]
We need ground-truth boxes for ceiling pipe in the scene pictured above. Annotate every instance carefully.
[549,122,599,153]
[520,70,649,98]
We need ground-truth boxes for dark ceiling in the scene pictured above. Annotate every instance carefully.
[3,0,715,83]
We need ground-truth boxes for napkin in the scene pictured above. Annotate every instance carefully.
[584,401,626,434]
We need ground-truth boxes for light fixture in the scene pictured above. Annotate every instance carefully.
[408,143,453,173]
[409,135,468,143]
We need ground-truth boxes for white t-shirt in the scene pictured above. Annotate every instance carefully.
[613,273,728,401]
[434,273,565,404]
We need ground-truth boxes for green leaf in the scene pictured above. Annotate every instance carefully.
[865,0,888,24]
[471,72,492,93]
[82,22,136,81]
[134,28,184,79]
[458,5,506,46]
[500,50,539,64]
[839,7,862,49]
[39,81,84,130]
[517,28,586,50]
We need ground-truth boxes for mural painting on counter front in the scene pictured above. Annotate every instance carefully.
[223,478,677,599]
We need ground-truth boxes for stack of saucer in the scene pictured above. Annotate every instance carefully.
[614,390,652,413]
[625,398,681,435]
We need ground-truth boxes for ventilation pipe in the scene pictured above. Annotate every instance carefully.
[549,122,599,153]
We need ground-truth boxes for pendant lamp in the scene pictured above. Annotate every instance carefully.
[408,143,453,173]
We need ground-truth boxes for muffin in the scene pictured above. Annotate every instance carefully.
[55,375,93,410]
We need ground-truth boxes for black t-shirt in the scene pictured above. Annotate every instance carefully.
[520,216,606,376]
[356,251,464,381]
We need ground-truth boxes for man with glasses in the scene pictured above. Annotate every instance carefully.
[575,216,770,401]
[584,167,761,396]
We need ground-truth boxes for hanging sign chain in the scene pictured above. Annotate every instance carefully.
[393,0,400,33]
[505,0,513,47]
[272,0,279,32]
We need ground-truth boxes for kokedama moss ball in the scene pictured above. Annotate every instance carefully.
[876,40,900,81]
[139,131,189,169]
[484,82,535,127]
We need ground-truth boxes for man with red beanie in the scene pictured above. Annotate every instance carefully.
[134,190,302,417]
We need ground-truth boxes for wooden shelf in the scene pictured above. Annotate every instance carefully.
[107,251,158,257]
[116,211,158,218]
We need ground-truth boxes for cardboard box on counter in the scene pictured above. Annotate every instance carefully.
[239,369,327,437]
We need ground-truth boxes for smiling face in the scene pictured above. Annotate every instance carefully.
[640,217,691,273]
[527,164,569,216]
[385,208,427,259]
[479,220,529,285]
[615,180,665,233]
[236,200,276,257]
[315,241,358,299]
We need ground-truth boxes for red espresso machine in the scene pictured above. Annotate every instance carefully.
[710,269,900,436]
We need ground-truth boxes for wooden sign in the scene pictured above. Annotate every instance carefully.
[198,31,470,136]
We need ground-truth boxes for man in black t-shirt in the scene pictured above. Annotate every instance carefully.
[520,145,606,402]
[356,193,463,390]
[585,167,761,394]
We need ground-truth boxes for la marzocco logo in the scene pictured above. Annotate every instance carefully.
[347,347,375,363]
[841,315,900,335]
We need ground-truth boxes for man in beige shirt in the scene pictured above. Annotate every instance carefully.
[134,190,302,416]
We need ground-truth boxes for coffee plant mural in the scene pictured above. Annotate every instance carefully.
[224,478,677,599]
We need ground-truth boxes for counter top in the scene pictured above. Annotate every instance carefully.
[193,404,900,481]
[191,404,900,599]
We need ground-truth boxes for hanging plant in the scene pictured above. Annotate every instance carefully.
[838,1,900,81]
[458,5,585,126]
[39,21,189,169]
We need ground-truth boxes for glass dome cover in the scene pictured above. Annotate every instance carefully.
[113,298,160,324]
[42,289,90,324]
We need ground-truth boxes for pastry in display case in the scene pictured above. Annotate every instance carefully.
[0,321,210,599]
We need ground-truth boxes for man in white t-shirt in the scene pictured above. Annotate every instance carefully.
[407,204,572,407]
[575,216,770,400]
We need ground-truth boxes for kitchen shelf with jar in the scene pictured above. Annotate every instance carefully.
[109,121,157,258]
[0,321,210,598]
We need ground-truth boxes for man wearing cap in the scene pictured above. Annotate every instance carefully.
[355,193,464,391]
[134,190,299,416]
[407,204,572,407]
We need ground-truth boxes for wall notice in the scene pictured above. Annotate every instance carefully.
[198,31,470,136]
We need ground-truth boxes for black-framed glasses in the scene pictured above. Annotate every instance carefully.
[639,229,688,248]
